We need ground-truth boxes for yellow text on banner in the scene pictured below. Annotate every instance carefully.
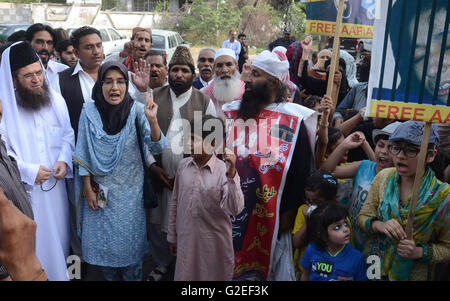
[369,100,450,124]
[306,20,374,38]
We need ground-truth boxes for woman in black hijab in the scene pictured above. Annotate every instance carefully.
[92,61,135,135]
[74,61,167,281]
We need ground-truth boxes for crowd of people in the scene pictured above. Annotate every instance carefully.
[0,22,448,282]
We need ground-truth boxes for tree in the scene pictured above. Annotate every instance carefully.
[153,0,306,47]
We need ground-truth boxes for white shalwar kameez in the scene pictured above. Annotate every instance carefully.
[0,42,75,281]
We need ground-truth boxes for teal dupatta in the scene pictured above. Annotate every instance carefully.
[378,168,449,281]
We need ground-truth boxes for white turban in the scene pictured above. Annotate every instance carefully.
[214,48,236,61]
[272,46,287,55]
[252,50,289,82]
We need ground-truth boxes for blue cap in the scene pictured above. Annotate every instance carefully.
[389,121,439,147]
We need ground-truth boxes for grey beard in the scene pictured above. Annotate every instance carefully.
[16,80,51,111]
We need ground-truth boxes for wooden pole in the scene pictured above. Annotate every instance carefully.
[405,122,432,239]
[326,0,345,110]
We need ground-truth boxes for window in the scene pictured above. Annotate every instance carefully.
[100,29,110,42]
[169,36,176,48]
[108,29,122,41]
[152,35,165,49]
[175,33,183,45]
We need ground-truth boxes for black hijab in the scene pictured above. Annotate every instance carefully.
[92,61,134,135]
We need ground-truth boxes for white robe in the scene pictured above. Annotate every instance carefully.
[1,96,74,281]
[0,43,75,281]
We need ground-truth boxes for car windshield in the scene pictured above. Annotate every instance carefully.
[0,26,8,35]
[152,35,165,49]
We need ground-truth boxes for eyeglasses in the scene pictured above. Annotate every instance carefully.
[388,144,420,158]
[22,70,44,80]
[40,177,58,192]
[102,79,127,87]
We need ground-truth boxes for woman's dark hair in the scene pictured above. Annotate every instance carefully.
[25,23,56,44]
[326,127,343,154]
[306,202,349,250]
[324,57,346,72]
[300,95,321,110]
[305,170,338,201]
[70,26,102,49]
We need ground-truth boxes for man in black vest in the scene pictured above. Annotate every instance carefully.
[57,26,104,139]
[57,26,151,139]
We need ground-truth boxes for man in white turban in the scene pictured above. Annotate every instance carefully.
[0,42,74,280]
[222,50,317,280]
[201,48,245,119]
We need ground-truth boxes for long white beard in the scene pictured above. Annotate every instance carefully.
[213,72,242,103]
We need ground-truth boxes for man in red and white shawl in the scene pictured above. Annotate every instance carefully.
[201,48,245,119]
[222,50,317,280]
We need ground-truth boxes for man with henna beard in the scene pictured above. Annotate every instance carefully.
[222,50,317,280]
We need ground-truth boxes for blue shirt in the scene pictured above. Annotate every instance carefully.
[301,243,368,281]
[221,40,241,61]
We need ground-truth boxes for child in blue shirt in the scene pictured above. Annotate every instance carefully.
[300,202,367,281]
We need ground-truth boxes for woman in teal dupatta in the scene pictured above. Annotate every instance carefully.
[358,121,449,281]
[73,61,167,280]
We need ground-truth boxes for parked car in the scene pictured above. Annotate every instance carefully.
[0,24,31,42]
[67,27,129,58]
[324,36,372,58]
[325,36,358,56]
[151,29,190,63]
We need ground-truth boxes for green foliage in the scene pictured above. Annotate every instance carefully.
[0,0,66,3]
[151,0,307,48]
[286,1,306,40]
[178,0,241,46]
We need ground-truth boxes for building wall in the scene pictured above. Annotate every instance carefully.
[0,3,163,38]
[0,3,32,24]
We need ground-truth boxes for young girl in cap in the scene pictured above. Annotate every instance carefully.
[358,121,450,281]
[321,122,402,251]
[300,202,367,281]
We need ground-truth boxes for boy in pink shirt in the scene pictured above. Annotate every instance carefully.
[167,115,244,281]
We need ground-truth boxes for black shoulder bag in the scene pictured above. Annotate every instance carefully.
[135,113,158,209]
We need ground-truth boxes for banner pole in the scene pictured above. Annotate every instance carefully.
[405,122,432,239]
[326,0,345,122]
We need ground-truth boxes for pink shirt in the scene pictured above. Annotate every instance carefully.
[167,155,244,281]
